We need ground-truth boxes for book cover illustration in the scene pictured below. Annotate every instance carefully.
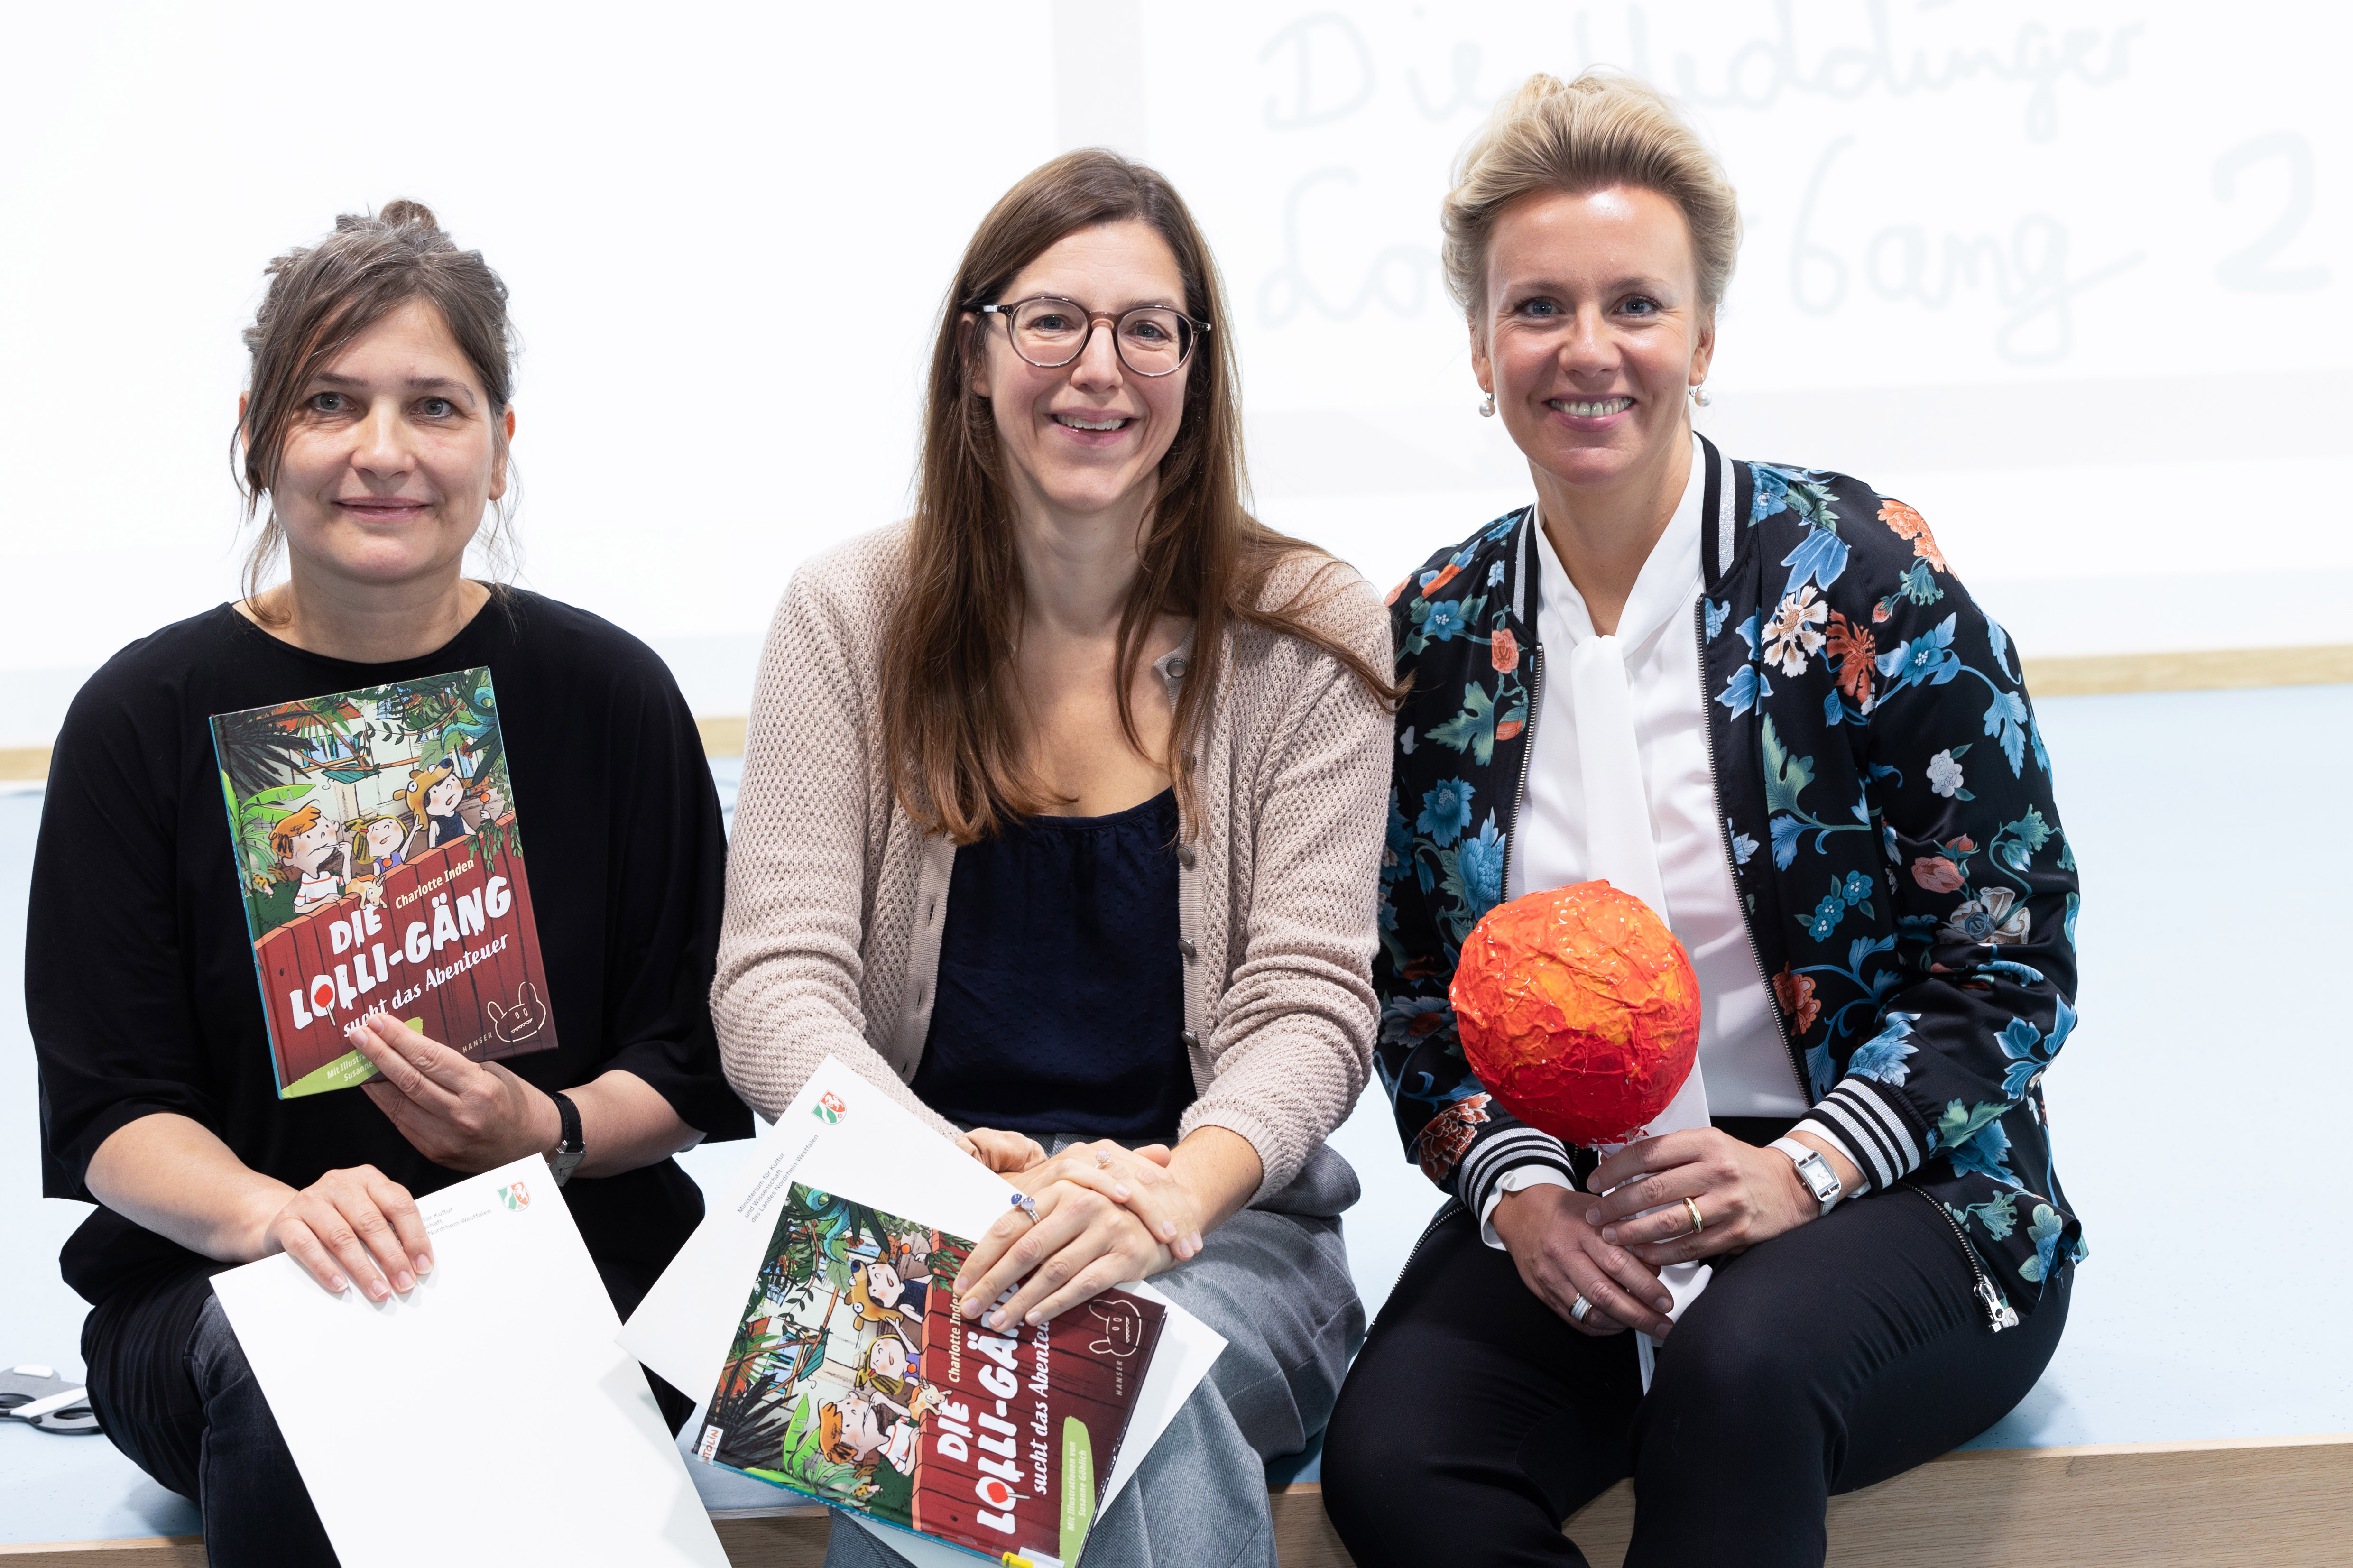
[210,666,556,1098]
[698,1176,1166,1568]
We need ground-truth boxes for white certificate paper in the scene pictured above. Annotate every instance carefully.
[211,1154,729,1568]
[618,1056,1226,1564]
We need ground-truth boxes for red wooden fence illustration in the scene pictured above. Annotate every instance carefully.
[250,817,553,1093]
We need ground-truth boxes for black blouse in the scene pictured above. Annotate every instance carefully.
[30,593,750,1305]
[910,789,1194,1141]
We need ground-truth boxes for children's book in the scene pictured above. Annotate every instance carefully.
[695,1177,1167,1568]
[209,666,556,1098]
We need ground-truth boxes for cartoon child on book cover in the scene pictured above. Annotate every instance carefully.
[703,1187,951,1528]
[216,668,516,940]
[210,666,551,1096]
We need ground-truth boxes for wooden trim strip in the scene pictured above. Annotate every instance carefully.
[1,644,2342,785]
[0,1540,204,1565]
[694,716,748,761]
[0,746,50,783]
[2024,643,2353,696]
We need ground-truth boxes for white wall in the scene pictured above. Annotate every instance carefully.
[3,0,2344,744]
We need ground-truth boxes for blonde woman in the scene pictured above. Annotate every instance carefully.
[714,149,1394,1568]
[1325,74,2080,1565]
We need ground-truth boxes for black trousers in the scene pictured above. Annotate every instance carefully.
[81,1259,696,1568]
[1323,1184,2068,1568]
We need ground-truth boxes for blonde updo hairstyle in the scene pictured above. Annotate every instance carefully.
[1440,71,1741,326]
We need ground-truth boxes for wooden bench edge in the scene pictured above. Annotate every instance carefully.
[10,1435,2351,1567]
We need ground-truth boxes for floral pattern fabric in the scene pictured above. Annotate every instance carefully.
[1375,439,2085,1319]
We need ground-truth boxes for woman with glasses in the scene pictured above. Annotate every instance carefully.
[713,149,1396,1568]
[1321,72,2081,1566]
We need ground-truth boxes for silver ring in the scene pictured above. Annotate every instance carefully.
[1093,1153,1112,1171]
[1008,1192,1039,1224]
[1569,1294,1592,1324]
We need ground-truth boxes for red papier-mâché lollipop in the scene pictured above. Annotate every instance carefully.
[1449,880,1701,1147]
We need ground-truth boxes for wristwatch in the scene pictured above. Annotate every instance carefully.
[547,1092,585,1187]
[1771,1137,1843,1218]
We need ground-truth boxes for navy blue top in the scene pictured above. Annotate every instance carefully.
[912,788,1194,1141]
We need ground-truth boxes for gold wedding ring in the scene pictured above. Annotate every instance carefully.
[1683,1197,1706,1236]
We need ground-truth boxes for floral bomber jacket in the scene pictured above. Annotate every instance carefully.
[1375,434,2086,1324]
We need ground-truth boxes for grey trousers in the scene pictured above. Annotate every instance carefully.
[826,1139,1366,1568]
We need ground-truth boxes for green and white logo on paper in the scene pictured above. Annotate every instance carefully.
[812,1090,847,1125]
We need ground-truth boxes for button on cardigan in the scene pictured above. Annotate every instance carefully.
[711,524,1393,1202]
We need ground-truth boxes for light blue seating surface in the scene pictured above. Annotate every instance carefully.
[6,684,2349,1543]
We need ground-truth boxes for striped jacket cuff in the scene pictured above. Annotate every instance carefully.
[1795,1079,1924,1195]
[1455,1122,1574,1217]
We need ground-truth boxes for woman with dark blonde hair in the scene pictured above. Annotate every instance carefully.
[714,149,1395,1567]
[1326,71,2079,1565]
[29,202,747,1565]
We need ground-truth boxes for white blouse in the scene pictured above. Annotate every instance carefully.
[1482,438,1809,1243]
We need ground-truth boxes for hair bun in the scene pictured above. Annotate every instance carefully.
[378,198,438,231]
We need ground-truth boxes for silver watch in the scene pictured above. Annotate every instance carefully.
[1771,1137,1843,1218]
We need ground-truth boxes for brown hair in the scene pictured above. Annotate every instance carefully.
[235,200,519,620]
[883,149,1396,843]
[1440,71,1742,322]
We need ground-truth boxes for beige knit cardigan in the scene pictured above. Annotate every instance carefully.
[712,524,1393,1203]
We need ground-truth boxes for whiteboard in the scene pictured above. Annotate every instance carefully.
[0,0,2342,745]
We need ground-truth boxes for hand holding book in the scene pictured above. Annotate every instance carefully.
[345,1008,564,1173]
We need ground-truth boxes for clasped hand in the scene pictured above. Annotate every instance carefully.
[1582,1128,1823,1269]
[950,1132,1206,1331]
[1495,1129,1827,1337]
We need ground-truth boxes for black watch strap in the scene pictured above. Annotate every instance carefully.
[548,1091,585,1187]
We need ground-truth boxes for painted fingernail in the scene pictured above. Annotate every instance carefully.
[1114,1185,1131,1199]
[395,1271,416,1292]
[366,1279,388,1301]
[1187,1232,1202,1254]
[415,1255,433,1275]
[1160,1221,1177,1238]
[328,1274,349,1294]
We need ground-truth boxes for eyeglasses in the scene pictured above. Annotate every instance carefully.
[971,295,1209,378]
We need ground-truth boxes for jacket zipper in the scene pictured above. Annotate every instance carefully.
[1365,1200,1459,1340]
[1496,643,1544,900]
[1693,599,1810,1101]
[1914,1189,2019,1332]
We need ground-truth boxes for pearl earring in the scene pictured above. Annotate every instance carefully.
[1478,393,1496,418]
[1689,384,1712,407]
